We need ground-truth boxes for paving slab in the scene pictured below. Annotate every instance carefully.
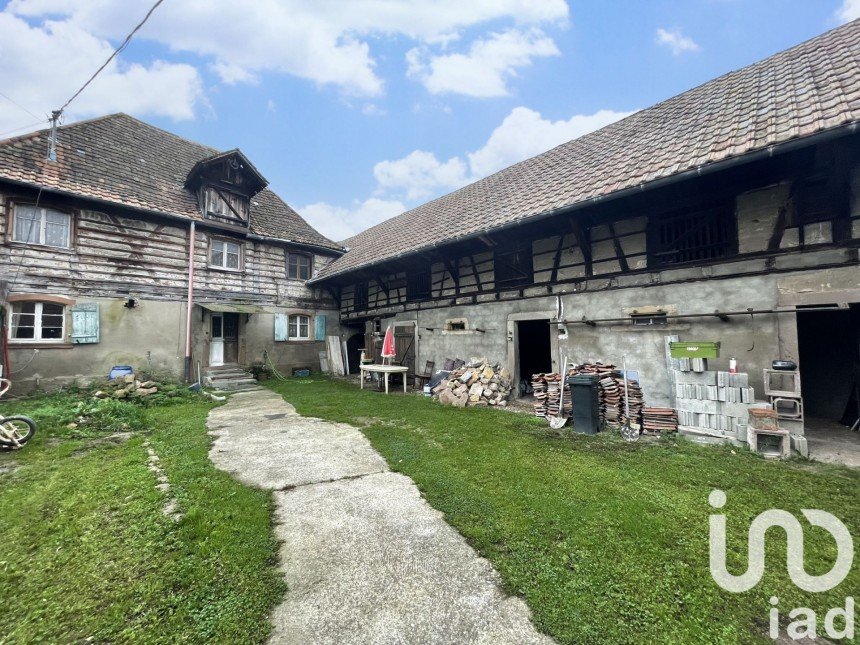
[207,388,552,644]
[208,389,388,489]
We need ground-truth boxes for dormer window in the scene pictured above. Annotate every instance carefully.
[185,150,268,227]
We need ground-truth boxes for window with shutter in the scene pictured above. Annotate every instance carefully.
[71,303,100,344]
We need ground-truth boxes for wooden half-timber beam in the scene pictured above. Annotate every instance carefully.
[607,222,629,273]
[569,218,593,277]
[374,275,390,298]
[469,254,483,292]
[324,285,341,309]
[549,233,566,283]
[441,257,460,295]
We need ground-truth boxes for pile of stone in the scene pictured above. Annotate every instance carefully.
[94,373,160,399]
[432,358,512,408]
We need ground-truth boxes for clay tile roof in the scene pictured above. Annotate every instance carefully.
[312,19,860,283]
[0,113,341,252]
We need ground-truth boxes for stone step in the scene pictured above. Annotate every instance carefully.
[206,370,249,379]
[207,377,259,391]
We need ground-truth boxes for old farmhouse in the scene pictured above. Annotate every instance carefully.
[0,114,344,391]
[309,20,860,435]
[1,20,859,452]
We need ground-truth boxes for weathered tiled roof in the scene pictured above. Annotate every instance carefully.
[0,113,341,252]
[313,19,860,282]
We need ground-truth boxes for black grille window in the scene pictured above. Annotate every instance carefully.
[353,282,368,309]
[406,270,432,301]
[495,245,533,288]
[648,205,734,267]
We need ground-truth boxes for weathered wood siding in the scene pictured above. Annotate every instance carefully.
[0,194,335,309]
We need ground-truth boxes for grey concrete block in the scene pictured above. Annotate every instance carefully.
[779,418,805,435]
[719,402,750,422]
[729,373,749,388]
[790,434,809,458]
[674,370,717,385]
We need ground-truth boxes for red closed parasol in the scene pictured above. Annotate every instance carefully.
[381,325,396,363]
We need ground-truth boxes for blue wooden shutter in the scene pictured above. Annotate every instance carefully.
[274,313,287,341]
[314,315,326,341]
[71,303,99,344]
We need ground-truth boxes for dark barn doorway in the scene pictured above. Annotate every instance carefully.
[345,331,364,374]
[517,318,553,385]
[796,304,860,427]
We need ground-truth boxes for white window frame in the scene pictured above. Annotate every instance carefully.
[13,205,71,248]
[287,252,312,280]
[7,301,66,343]
[288,314,310,340]
[209,238,242,271]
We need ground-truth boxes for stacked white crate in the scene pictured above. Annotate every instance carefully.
[674,363,756,445]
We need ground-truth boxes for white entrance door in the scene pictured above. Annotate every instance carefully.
[210,314,225,366]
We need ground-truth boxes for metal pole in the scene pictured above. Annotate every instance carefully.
[184,221,196,382]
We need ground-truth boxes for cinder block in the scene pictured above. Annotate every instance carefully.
[719,402,750,422]
[693,399,718,414]
[717,387,727,402]
[729,373,749,388]
[678,358,691,372]
[741,387,755,404]
[692,358,708,372]
[676,398,696,412]
[790,434,809,458]
[763,369,801,397]
[717,371,728,387]
[706,385,719,400]
[772,397,803,420]
[674,370,717,386]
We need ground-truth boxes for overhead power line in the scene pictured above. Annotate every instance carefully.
[0,91,42,121]
[0,120,48,140]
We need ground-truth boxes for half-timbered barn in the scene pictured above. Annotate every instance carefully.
[0,114,344,391]
[310,21,860,434]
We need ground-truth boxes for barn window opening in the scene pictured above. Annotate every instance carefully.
[630,312,668,327]
[648,203,734,267]
[353,282,368,309]
[495,245,533,288]
[445,319,468,332]
[407,269,432,301]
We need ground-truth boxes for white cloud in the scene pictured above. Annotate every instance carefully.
[7,0,568,100]
[655,28,700,55]
[467,106,633,177]
[836,0,860,22]
[374,150,468,200]
[0,13,203,134]
[374,106,632,200]
[301,105,632,239]
[301,197,406,241]
[407,28,559,97]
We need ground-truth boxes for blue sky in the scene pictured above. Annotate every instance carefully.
[0,0,856,240]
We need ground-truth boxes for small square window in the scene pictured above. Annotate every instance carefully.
[631,313,668,327]
[288,314,310,340]
[210,238,242,270]
[287,253,312,280]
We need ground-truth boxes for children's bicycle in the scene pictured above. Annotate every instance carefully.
[0,379,36,449]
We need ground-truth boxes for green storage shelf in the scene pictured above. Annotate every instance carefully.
[670,341,721,359]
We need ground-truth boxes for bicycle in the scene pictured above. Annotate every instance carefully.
[0,378,36,449]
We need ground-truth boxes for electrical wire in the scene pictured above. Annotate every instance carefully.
[57,0,166,114]
[0,92,41,121]
[0,120,48,139]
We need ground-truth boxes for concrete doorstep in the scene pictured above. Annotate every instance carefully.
[207,389,551,645]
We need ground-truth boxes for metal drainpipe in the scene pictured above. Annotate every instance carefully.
[184,221,196,382]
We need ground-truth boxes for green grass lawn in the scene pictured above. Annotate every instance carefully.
[0,390,285,643]
[268,376,859,645]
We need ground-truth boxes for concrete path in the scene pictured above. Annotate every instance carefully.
[207,389,552,645]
